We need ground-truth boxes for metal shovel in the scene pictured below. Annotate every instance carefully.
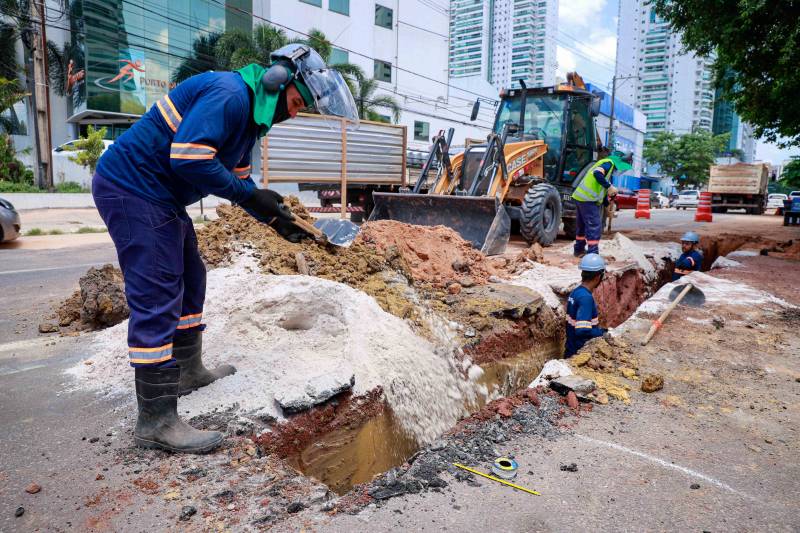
[290,216,360,248]
[641,282,706,345]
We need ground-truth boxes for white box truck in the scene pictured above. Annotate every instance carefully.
[708,163,769,215]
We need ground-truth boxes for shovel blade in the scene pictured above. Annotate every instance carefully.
[313,218,360,247]
[669,283,706,307]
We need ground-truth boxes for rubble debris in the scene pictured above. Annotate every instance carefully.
[54,264,129,331]
[179,505,197,521]
[529,359,573,388]
[550,375,596,395]
[559,463,578,472]
[14,507,24,517]
[25,483,41,494]
[513,242,545,267]
[357,220,503,287]
[569,336,638,403]
[38,322,59,333]
[275,371,356,414]
[566,391,579,409]
[690,483,700,490]
[641,374,664,393]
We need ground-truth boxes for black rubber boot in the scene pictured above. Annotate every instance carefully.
[134,366,223,453]
[173,329,236,396]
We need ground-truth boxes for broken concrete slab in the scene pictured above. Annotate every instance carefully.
[549,375,596,395]
[275,370,356,414]
[529,359,573,388]
[459,283,544,319]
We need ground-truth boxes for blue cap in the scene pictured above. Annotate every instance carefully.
[681,231,700,243]
[579,253,606,272]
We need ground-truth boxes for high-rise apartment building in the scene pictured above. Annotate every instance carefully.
[616,0,715,136]
[712,88,756,162]
[449,0,558,91]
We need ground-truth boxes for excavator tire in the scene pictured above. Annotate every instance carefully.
[520,183,562,246]
[562,217,577,239]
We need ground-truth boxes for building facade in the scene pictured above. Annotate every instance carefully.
[616,0,715,136]
[712,87,756,162]
[449,0,558,91]
[259,0,496,151]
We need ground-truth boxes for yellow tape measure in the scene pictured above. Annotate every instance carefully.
[453,463,541,496]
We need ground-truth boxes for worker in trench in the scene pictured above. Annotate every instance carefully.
[672,231,703,281]
[565,253,608,357]
[91,44,358,453]
[570,151,633,256]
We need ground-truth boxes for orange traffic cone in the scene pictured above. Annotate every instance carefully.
[695,191,713,222]
[635,188,651,219]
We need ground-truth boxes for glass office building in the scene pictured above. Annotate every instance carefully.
[67,0,251,135]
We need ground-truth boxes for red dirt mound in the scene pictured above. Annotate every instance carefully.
[357,221,504,288]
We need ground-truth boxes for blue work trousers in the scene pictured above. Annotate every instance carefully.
[574,201,602,255]
[92,173,205,367]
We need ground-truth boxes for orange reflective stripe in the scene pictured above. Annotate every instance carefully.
[179,313,202,320]
[233,165,251,179]
[156,100,177,132]
[170,143,217,160]
[130,354,174,364]
[575,236,586,241]
[129,343,173,353]
[164,95,182,122]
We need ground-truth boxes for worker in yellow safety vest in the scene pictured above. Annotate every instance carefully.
[571,151,633,256]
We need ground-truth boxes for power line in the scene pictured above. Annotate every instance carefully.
[201,0,499,104]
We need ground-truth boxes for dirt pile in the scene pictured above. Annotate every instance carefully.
[48,264,129,332]
[569,335,640,403]
[357,220,505,288]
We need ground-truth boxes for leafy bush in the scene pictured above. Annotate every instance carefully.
[68,126,107,174]
[0,134,32,184]
[54,181,89,193]
[0,180,40,192]
[76,226,107,233]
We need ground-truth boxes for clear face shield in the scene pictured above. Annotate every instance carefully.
[300,66,360,125]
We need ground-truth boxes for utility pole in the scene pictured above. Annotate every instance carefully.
[31,0,53,190]
[607,74,639,152]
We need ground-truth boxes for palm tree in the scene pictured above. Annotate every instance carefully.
[339,64,401,123]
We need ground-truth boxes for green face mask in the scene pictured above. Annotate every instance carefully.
[236,63,314,138]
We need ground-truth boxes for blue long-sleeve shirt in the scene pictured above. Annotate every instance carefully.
[96,72,258,208]
[565,285,605,357]
[673,249,703,281]
[592,161,613,189]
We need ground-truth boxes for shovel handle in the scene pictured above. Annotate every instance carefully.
[290,215,325,240]
[641,283,693,346]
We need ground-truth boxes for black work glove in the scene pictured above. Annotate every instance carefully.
[272,217,309,243]
[240,188,294,224]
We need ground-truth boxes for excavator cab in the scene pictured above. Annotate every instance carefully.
[369,73,603,253]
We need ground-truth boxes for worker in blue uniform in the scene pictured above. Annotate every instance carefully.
[673,231,703,281]
[92,44,358,453]
[565,253,607,357]
[571,151,633,256]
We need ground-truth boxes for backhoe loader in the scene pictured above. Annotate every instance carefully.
[368,72,605,254]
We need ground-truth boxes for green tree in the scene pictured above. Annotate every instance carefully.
[0,77,27,133]
[68,125,107,174]
[650,0,800,148]
[780,157,800,190]
[0,133,32,183]
[644,130,730,186]
[340,64,400,123]
[643,131,680,178]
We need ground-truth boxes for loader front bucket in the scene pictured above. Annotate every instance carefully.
[368,192,511,255]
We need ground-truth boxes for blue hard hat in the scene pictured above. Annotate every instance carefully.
[681,231,700,243]
[579,253,606,272]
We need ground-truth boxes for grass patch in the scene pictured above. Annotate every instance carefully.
[54,181,89,193]
[24,228,65,236]
[76,226,108,234]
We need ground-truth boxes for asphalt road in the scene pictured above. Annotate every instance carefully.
[0,243,118,342]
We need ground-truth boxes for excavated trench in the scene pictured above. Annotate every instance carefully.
[252,232,786,496]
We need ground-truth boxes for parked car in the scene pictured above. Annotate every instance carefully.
[767,193,788,214]
[675,189,700,209]
[613,188,637,209]
[790,191,800,200]
[51,139,113,188]
[650,191,670,209]
[52,139,114,155]
[0,196,21,242]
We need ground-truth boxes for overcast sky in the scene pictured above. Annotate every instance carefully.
[558,0,799,165]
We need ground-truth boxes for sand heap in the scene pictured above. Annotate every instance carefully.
[356,220,505,288]
[49,264,129,332]
[569,335,639,403]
